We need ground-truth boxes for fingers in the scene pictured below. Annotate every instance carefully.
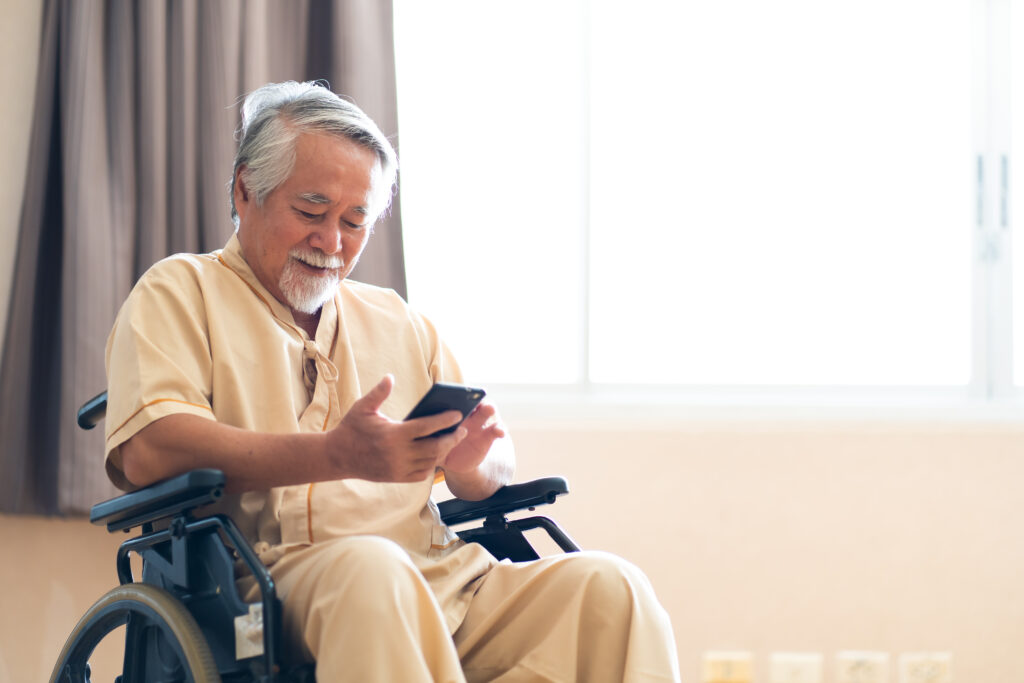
[400,451,448,481]
[401,427,467,481]
[462,402,505,438]
[407,409,465,439]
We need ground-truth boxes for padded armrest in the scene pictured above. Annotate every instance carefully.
[93,469,568,533]
[438,476,569,525]
[77,390,108,430]
[90,468,226,532]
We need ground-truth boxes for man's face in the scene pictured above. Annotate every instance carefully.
[234,131,382,316]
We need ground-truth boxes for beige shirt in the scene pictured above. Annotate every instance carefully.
[105,234,495,629]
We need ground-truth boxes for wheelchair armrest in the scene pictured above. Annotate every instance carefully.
[90,468,226,532]
[437,476,570,526]
[77,390,107,430]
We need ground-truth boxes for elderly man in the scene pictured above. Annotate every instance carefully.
[104,81,679,682]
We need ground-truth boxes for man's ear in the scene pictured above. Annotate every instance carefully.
[233,165,251,219]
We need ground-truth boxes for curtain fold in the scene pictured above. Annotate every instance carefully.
[0,0,405,515]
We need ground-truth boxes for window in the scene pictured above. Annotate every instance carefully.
[395,0,587,384]
[395,1,1013,397]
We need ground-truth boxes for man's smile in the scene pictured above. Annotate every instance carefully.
[295,259,335,275]
[290,248,344,276]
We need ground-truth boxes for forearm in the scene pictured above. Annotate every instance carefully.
[119,382,468,493]
[443,435,516,501]
[120,413,333,493]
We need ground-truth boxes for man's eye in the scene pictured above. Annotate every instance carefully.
[296,209,322,220]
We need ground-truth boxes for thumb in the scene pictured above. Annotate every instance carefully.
[356,374,394,414]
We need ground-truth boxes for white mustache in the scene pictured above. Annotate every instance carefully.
[290,248,343,270]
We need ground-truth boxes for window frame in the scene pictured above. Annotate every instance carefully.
[394,0,1024,417]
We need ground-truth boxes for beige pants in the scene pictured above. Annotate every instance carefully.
[257,536,680,682]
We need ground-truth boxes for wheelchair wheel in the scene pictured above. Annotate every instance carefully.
[50,583,221,683]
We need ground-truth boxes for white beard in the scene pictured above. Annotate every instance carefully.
[279,247,343,314]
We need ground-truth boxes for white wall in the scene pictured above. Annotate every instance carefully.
[0,0,43,357]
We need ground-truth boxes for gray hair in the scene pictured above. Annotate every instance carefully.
[229,81,398,226]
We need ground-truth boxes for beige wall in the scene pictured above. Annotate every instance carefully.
[3,418,1024,682]
[509,417,1024,682]
[0,514,124,682]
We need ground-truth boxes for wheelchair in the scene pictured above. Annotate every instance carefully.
[51,392,580,683]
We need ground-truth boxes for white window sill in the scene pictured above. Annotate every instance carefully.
[486,384,1024,431]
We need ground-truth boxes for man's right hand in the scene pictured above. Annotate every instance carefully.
[327,375,467,483]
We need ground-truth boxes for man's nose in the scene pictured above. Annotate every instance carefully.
[310,225,343,255]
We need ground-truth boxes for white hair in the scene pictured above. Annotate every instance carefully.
[229,81,398,227]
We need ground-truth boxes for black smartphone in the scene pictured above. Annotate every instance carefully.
[405,382,486,438]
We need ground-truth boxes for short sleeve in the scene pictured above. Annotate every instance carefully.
[104,256,216,489]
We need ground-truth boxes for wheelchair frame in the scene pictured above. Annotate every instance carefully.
[51,393,579,683]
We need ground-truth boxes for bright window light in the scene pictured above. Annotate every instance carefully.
[588,0,972,385]
[396,1,974,389]
[394,0,587,384]
[1012,0,1024,386]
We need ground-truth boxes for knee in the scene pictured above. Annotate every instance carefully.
[328,535,416,573]
[560,551,659,609]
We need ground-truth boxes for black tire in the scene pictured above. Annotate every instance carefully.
[50,583,221,683]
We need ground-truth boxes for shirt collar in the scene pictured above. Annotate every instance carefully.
[217,233,340,344]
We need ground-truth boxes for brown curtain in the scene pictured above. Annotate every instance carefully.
[0,0,406,515]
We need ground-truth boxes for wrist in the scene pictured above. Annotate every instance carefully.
[320,425,351,480]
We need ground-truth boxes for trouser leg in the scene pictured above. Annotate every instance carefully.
[453,550,680,683]
[262,536,466,683]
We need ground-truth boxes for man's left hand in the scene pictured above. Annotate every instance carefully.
[439,402,505,474]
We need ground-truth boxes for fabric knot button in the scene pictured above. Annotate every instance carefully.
[300,338,339,396]
[302,340,320,393]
